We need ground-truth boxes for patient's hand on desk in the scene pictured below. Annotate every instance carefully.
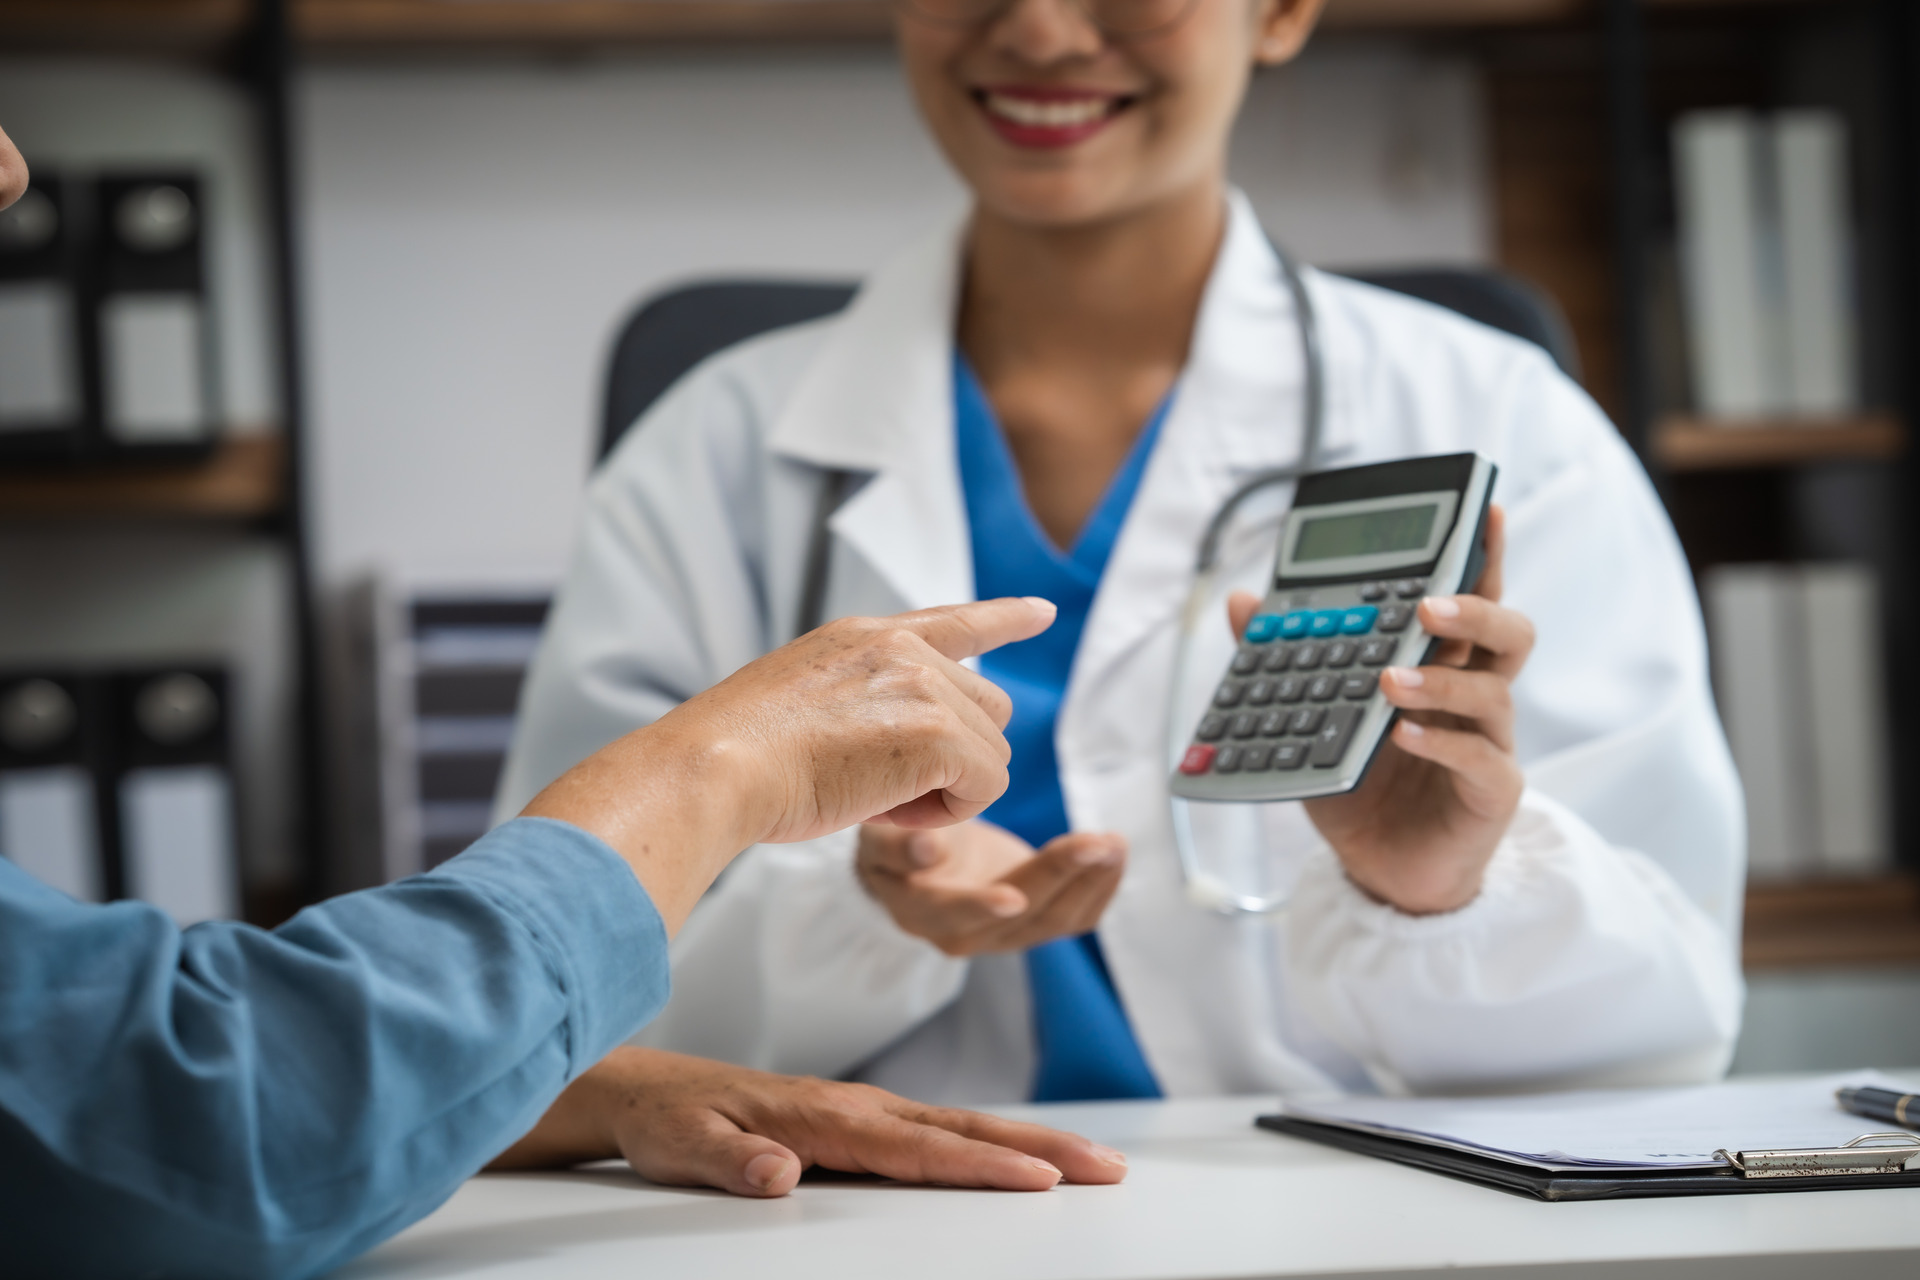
[487,1047,1128,1195]
[1225,505,1533,917]
[855,820,1125,956]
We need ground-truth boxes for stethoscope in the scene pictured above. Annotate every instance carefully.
[1167,241,1327,917]
[799,239,1329,916]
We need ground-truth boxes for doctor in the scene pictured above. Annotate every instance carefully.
[499,0,1746,1101]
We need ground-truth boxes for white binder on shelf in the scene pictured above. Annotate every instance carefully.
[1674,110,1778,418]
[1774,109,1857,416]
[1799,564,1891,875]
[1703,564,1811,879]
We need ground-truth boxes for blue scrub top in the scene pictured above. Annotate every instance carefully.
[952,352,1167,1103]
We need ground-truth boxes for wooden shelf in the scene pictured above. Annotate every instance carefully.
[0,0,251,55]
[293,0,1591,48]
[1653,413,1906,472]
[294,0,891,46]
[0,0,1842,52]
[0,434,287,521]
[1744,876,1920,970]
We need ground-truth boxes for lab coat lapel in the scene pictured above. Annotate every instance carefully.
[766,217,975,615]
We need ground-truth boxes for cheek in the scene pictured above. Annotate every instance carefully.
[895,27,972,130]
[1134,11,1256,155]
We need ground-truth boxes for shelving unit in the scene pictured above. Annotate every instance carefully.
[1,0,321,923]
[1653,413,1906,471]
[0,436,286,521]
[1744,876,1920,968]
[1599,0,1919,970]
[0,0,1816,53]
[0,0,250,54]
[291,0,1584,47]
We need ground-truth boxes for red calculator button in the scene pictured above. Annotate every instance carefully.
[1179,744,1217,775]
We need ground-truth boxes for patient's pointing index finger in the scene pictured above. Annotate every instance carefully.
[898,597,1057,662]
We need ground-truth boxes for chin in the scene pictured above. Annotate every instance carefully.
[970,169,1149,231]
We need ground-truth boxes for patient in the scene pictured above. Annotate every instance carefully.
[0,125,1118,1280]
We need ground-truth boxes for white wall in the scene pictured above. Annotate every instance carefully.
[299,38,1489,592]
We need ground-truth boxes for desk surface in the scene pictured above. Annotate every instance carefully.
[341,1095,1920,1280]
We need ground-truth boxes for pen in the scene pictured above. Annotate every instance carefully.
[1836,1086,1920,1129]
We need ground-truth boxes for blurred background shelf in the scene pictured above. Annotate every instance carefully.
[0,0,1850,51]
[0,436,286,522]
[1653,413,1906,471]
[293,0,894,46]
[0,0,252,55]
[286,0,1853,46]
[1744,876,1920,969]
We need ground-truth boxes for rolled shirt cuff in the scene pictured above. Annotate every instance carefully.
[424,816,670,1075]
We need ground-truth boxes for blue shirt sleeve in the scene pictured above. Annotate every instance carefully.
[0,816,668,1280]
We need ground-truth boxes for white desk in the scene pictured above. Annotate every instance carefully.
[341,1096,1920,1280]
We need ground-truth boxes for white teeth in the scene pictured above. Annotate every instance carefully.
[984,94,1113,128]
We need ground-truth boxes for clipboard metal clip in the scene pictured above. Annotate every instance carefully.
[1716,1132,1920,1179]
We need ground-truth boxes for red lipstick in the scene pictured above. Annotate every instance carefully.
[974,85,1130,149]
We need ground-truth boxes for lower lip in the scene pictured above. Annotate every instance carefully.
[978,100,1122,150]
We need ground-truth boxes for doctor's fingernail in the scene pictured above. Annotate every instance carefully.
[1088,1144,1128,1167]
[1026,1159,1063,1179]
[745,1153,793,1191]
[1074,842,1119,867]
[1398,718,1426,738]
[1424,596,1461,619]
[1022,596,1059,616]
[1387,667,1423,689]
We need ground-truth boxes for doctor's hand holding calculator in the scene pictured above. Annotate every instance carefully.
[1202,454,1535,917]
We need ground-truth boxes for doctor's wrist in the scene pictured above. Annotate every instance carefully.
[1340,852,1490,916]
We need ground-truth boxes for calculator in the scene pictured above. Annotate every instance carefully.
[1171,452,1498,803]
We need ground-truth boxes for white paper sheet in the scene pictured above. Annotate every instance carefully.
[1282,1071,1920,1171]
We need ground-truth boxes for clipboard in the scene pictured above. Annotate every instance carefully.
[1257,1115,1920,1202]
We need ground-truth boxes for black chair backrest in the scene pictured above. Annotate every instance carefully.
[600,281,858,462]
[598,267,1580,462]
[1342,268,1581,384]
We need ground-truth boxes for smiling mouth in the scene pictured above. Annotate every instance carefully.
[973,87,1135,148]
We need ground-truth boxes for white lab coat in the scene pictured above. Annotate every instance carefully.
[497,192,1747,1102]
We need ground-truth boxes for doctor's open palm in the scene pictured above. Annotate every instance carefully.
[1229,505,1534,916]
[856,820,1127,956]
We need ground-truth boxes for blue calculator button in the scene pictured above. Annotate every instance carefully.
[1279,611,1312,640]
[1309,610,1343,638]
[1244,613,1284,643]
[1340,606,1378,635]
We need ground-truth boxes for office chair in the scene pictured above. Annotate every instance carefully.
[599,268,1581,462]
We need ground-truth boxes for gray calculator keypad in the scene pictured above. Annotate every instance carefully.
[1179,584,1422,782]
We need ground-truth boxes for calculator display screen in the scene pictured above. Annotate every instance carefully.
[1294,503,1440,563]
[1275,488,1460,582]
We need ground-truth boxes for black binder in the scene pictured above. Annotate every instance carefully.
[111,667,238,923]
[95,172,216,458]
[0,672,113,901]
[1258,1114,1920,1201]
[0,175,91,463]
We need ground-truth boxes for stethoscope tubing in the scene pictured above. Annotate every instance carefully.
[1167,240,1326,917]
